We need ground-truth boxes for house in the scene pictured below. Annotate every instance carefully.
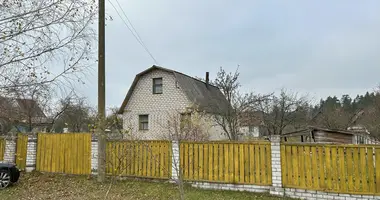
[239,111,267,139]
[282,126,378,144]
[0,97,48,133]
[118,65,230,140]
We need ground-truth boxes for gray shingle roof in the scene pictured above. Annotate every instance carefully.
[118,65,230,114]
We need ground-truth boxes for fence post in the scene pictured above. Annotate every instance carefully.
[4,136,16,163]
[270,135,284,196]
[91,135,98,175]
[25,134,37,172]
[171,140,180,182]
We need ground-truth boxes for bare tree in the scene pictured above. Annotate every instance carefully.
[161,109,211,142]
[210,67,265,140]
[0,0,96,93]
[255,89,310,135]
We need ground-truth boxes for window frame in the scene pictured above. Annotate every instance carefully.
[153,77,163,94]
[139,115,149,130]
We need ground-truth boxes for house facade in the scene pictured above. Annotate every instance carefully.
[118,66,229,141]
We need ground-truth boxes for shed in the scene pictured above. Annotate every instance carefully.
[282,126,373,144]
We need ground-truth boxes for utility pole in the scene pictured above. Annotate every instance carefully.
[97,0,106,182]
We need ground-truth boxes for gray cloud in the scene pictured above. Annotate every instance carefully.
[77,0,380,107]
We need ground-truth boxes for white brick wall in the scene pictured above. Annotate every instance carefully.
[91,139,98,174]
[123,69,192,140]
[269,135,284,196]
[191,182,270,193]
[3,138,16,163]
[25,135,37,172]
[122,69,227,140]
[171,140,180,181]
[284,188,380,200]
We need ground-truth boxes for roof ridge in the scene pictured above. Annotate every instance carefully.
[152,65,219,89]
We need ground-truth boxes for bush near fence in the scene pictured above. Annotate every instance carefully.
[281,143,380,195]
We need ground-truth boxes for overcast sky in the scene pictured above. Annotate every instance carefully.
[76,0,380,108]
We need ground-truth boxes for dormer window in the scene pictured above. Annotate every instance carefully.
[153,78,163,94]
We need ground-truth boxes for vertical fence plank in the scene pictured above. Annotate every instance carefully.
[375,148,380,193]
[254,144,260,184]
[249,144,254,184]
[214,144,219,181]
[305,146,312,188]
[331,147,338,191]
[223,143,229,182]
[353,147,360,191]
[219,144,224,182]
[233,143,239,183]
[360,147,368,193]
[292,146,299,187]
[299,146,305,188]
[280,145,286,186]
[260,144,266,184]
[338,146,347,192]
[367,147,375,193]
[239,143,244,183]
[325,146,332,190]
[266,143,272,184]
[346,147,354,192]
[311,146,319,190]
[208,143,213,181]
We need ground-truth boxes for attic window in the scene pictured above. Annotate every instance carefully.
[153,78,163,94]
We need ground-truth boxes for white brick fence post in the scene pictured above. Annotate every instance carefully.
[91,135,98,175]
[25,134,37,172]
[4,136,16,163]
[171,140,180,182]
[270,135,284,196]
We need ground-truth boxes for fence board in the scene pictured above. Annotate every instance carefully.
[281,143,380,195]
[16,134,28,170]
[179,141,271,185]
[0,138,4,161]
[106,140,172,179]
[36,133,91,175]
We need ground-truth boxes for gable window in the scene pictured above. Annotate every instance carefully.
[139,115,149,130]
[153,78,163,94]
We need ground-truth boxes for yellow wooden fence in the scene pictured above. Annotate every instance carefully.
[36,133,91,175]
[16,133,28,170]
[281,144,380,195]
[0,138,4,161]
[106,140,172,179]
[180,141,272,185]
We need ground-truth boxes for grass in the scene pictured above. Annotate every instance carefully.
[0,172,296,200]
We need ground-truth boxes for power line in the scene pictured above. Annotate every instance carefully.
[107,0,159,64]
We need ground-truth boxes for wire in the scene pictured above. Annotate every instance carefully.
[107,0,159,65]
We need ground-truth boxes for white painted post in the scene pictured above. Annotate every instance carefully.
[25,134,37,172]
[91,135,98,175]
[3,136,16,164]
[171,140,180,182]
[269,135,284,196]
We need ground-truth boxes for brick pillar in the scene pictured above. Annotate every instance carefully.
[4,136,16,163]
[270,135,284,196]
[171,140,180,182]
[25,135,37,172]
[91,136,98,175]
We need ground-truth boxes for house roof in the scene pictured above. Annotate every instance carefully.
[16,99,46,118]
[118,65,230,114]
[0,97,46,119]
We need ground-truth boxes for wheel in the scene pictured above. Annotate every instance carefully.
[0,170,11,189]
